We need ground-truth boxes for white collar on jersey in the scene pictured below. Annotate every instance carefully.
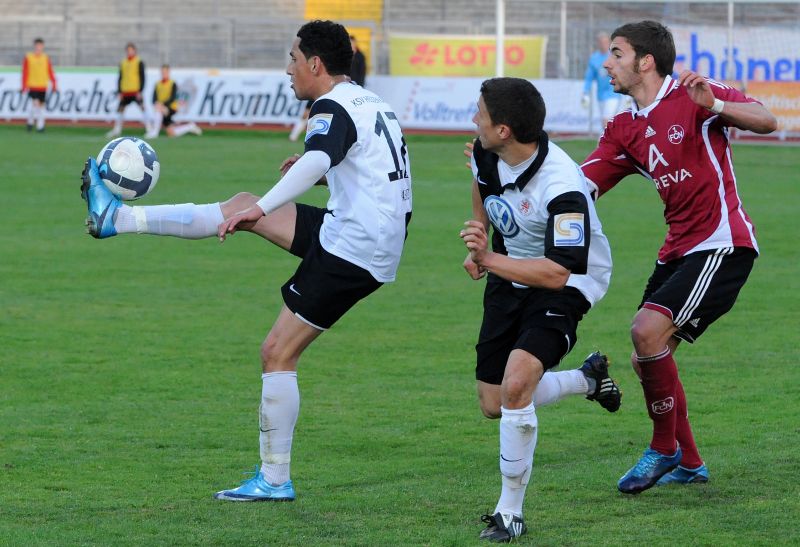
[631,75,679,118]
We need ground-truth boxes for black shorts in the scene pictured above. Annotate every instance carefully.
[27,90,46,102]
[640,247,757,343]
[162,107,176,127]
[118,95,143,111]
[476,276,591,385]
[281,204,382,330]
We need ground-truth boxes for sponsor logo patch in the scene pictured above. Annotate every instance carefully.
[518,199,532,216]
[305,113,334,140]
[484,196,519,237]
[553,213,584,246]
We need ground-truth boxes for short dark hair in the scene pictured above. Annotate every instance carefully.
[126,42,137,50]
[34,38,44,45]
[296,20,353,76]
[611,20,675,78]
[479,78,545,144]
[161,64,170,69]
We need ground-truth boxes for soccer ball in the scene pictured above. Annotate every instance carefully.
[96,137,160,200]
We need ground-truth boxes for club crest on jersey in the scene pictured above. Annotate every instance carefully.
[305,113,334,140]
[518,199,532,216]
[668,125,684,144]
[484,196,519,237]
[651,397,674,414]
[553,213,584,246]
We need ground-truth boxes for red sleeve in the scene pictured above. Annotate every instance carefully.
[48,58,56,89]
[21,56,28,89]
[580,123,637,198]
[705,79,760,127]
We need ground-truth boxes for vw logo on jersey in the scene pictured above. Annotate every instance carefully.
[484,196,519,238]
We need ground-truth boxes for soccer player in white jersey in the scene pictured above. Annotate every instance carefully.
[79,20,412,501]
[460,78,619,542]
[581,20,777,494]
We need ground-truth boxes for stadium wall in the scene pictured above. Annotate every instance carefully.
[2,67,798,138]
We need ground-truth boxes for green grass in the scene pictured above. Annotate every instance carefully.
[1,125,798,545]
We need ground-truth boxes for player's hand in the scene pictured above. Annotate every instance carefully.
[463,253,487,280]
[581,94,590,109]
[677,69,715,110]
[460,220,490,266]
[463,140,475,169]
[279,153,301,178]
[217,205,265,242]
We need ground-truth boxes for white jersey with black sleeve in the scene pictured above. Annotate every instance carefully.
[304,81,412,283]
[471,136,612,306]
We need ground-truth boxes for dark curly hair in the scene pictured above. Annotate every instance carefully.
[297,20,353,77]
[480,78,545,144]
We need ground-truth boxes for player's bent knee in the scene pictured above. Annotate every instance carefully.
[480,402,501,419]
[260,336,298,372]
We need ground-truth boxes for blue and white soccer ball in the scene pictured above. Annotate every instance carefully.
[97,137,160,200]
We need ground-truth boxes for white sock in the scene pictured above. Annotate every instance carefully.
[27,107,34,126]
[36,105,45,130]
[151,111,163,135]
[113,202,224,238]
[114,113,123,133]
[260,371,299,485]
[495,403,538,517]
[172,123,193,137]
[532,370,589,407]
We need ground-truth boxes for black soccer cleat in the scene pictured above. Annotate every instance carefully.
[479,512,527,543]
[581,351,622,412]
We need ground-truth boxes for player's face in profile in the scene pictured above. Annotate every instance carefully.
[603,37,641,96]
[472,96,499,151]
[287,37,314,101]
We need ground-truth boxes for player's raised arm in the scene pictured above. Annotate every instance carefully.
[678,69,777,134]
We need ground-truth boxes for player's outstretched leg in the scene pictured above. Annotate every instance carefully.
[212,465,295,502]
[80,157,121,239]
[580,352,622,412]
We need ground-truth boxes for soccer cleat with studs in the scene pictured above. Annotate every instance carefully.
[580,352,622,412]
[656,463,709,486]
[80,157,120,239]
[618,447,682,494]
[479,512,527,543]
[213,466,295,502]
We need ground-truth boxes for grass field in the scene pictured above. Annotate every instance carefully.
[1,125,798,546]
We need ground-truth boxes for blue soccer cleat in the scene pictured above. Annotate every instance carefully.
[213,466,295,502]
[80,157,120,239]
[656,463,709,486]
[618,447,682,494]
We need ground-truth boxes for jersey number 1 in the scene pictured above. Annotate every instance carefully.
[374,111,409,182]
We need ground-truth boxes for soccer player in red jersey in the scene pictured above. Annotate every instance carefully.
[580,20,777,494]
